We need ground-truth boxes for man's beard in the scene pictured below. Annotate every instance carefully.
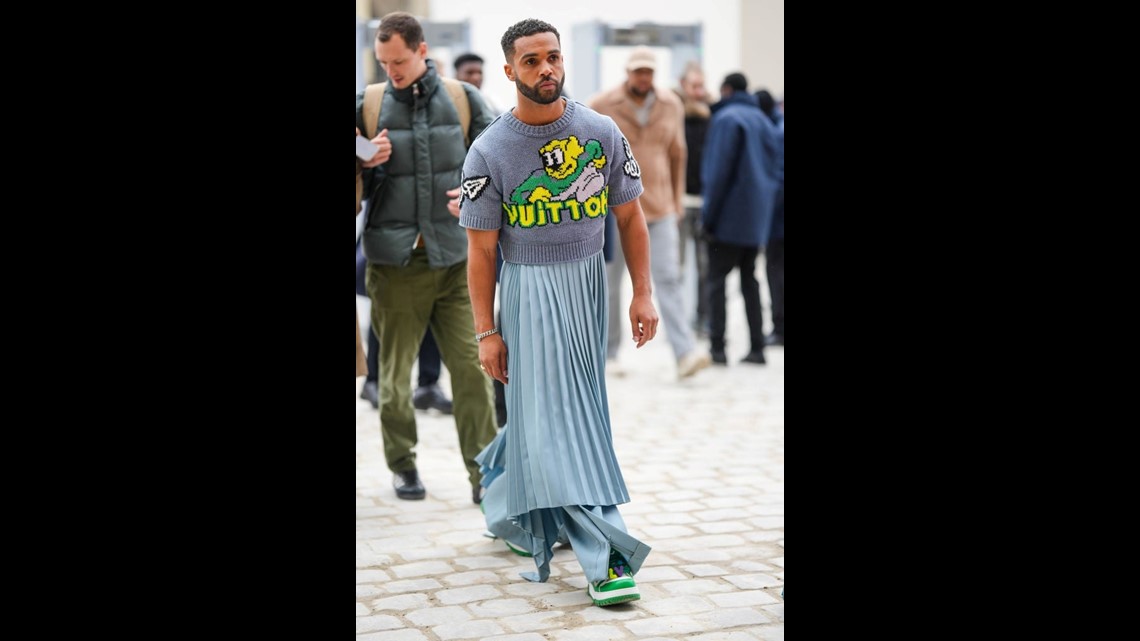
[516,75,564,105]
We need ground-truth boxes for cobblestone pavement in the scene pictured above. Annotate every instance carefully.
[357,271,784,640]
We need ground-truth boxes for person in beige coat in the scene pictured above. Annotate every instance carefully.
[589,47,711,379]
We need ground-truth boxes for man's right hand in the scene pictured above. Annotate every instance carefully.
[446,187,462,218]
[361,128,391,168]
[479,334,509,385]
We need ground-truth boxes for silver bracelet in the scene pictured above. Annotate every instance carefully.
[475,327,500,342]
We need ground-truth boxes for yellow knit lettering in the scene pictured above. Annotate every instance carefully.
[546,201,563,224]
[584,194,602,218]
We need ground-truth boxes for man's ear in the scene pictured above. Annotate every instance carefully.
[418,41,428,57]
[504,63,514,81]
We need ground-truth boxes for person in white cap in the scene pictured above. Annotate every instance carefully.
[589,46,711,379]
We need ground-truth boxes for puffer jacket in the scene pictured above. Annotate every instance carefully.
[356,60,493,267]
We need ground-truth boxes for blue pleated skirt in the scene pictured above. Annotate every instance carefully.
[476,252,650,583]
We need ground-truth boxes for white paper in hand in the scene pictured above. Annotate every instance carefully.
[356,135,379,161]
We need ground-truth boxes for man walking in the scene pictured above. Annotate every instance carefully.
[356,12,497,504]
[701,73,781,365]
[589,47,710,379]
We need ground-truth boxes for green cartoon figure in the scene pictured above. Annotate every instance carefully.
[510,136,607,205]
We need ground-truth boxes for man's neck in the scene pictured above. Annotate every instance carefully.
[513,97,566,126]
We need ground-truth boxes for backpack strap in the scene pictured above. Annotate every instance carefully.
[363,82,387,139]
[364,78,469,146]
[441,77,471,148]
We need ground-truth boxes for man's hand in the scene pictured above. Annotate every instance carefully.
[446,187,462,218]
[479,334,509,385]
[629,293,659,348]
[361,128,391,168]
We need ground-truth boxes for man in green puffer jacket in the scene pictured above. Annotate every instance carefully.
[356,11,497,505]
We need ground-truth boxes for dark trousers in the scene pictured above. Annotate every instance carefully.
[417,329,441,387]
[707,240,764,354]
[766,238,784,337]
[681,206,710,332]
[366,327,442,387]
[493,251,507,426]
[493,309,507,426]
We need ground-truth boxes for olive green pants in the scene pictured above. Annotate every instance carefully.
[366,249,498,488]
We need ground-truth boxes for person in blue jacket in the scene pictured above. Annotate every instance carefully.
[701,73,780,365]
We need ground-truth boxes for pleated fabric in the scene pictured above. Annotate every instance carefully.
[476,251,650,583]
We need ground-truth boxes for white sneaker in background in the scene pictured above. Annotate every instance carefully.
[677,350,712,379]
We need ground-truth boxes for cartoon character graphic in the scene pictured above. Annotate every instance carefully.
[510,136,607,205]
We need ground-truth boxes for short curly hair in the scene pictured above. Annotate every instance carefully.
[500,19,560,62]
[454,53,484,71]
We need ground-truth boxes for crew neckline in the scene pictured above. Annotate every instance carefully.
[504,98,575,137]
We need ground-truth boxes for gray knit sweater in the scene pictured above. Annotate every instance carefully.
[458,99,643,265]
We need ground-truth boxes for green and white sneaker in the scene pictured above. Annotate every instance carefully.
[480,504,534,557]
[588,551,640,606]
[504,539,533,557]
[589,576,640,606]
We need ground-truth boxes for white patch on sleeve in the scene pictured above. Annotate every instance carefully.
[621,137,641,179]
[461,176,490,202]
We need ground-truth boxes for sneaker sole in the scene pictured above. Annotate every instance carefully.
[504,540,533,557]
[678,353,712,378]
[588,583,640,606]
[479,502,533,556]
